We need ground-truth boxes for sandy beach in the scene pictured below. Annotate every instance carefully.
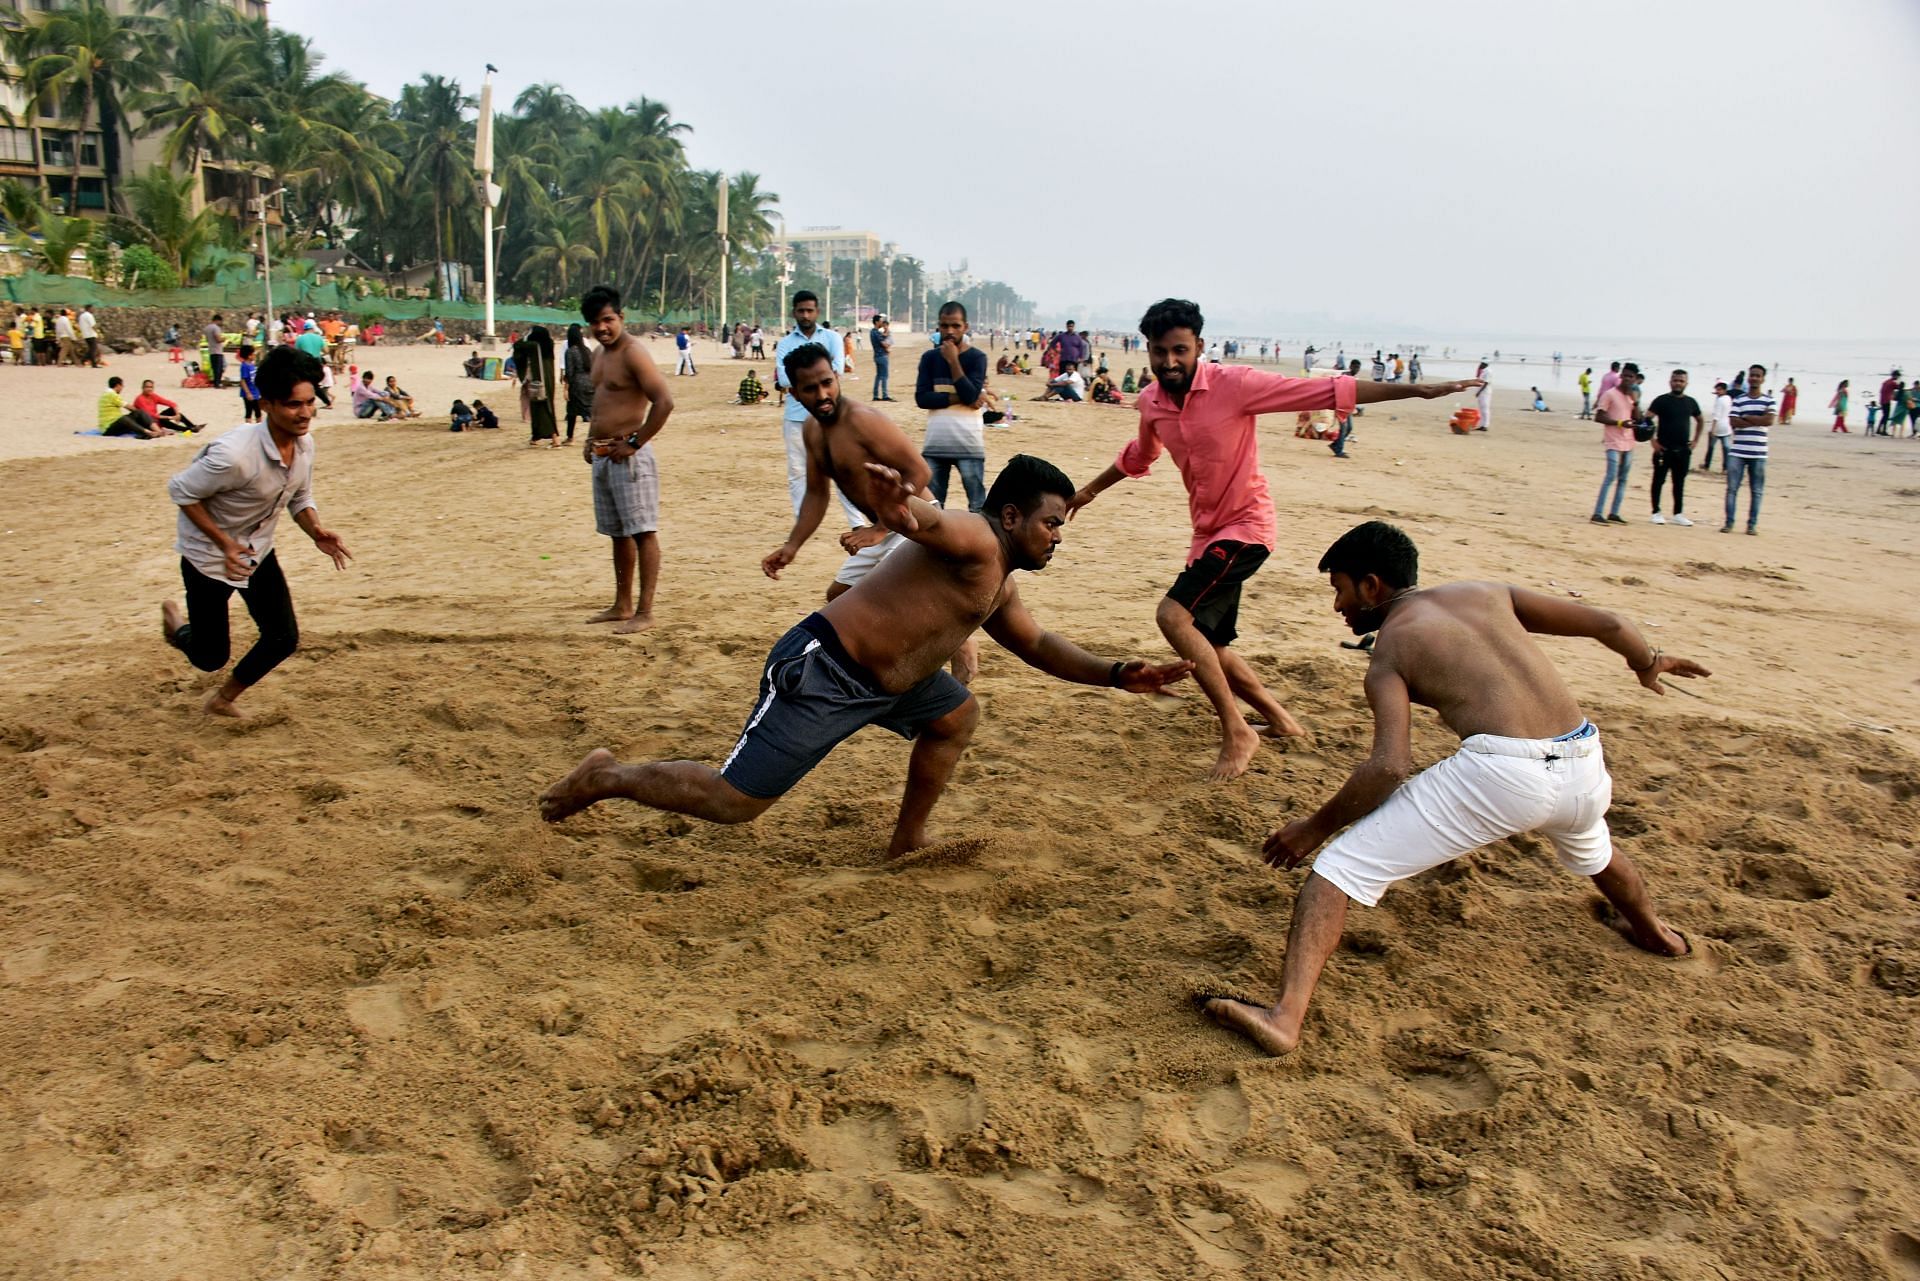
[2,337,1917,1279]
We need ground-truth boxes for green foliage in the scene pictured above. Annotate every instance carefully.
[30,207,95,275]
[119,241,180,289]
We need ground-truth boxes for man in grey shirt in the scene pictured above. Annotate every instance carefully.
[161,346,352,716]
[204,313,228,387]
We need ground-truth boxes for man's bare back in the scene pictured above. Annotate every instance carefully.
[1370,583,1588,741]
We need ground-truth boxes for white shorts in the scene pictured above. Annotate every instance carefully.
[1312,722,1614,907]
[833,531,903,587]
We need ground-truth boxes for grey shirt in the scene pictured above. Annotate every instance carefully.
[168,423,314,587]
[204,322,224,355]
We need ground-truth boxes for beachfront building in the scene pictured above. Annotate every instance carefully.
[784,227,886,271]
[0,0,271,221]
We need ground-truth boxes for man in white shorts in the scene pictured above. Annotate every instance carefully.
[1202,521,1710,1057]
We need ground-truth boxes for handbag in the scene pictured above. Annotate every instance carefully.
[528,374,547,402]
[1632,418,1654,443]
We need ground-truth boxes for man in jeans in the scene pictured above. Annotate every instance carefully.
[1590,364,1642,525]
[1645,369,1703,526]
[869,314,894,401]
[350,370,399,419]
[161,346,353,716]
[1700,380,1733,471]
[1723,363,1775,535]
[916,301,990,511]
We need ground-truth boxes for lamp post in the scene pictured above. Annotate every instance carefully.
[259,186,288,326]
[474,64,501,349]
[658,253,675,317]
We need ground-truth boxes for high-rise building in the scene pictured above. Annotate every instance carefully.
[1,0,271,219]
[784,227,884,270]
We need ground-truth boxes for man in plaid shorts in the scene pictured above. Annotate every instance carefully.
[579,284,674,633]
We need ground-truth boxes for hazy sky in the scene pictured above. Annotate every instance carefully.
[274,0,1919,339]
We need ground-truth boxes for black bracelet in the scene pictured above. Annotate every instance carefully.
[1631,647,1661,673]
[1108,660,1124,687]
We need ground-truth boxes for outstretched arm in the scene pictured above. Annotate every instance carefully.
[1355,378,1483,405]
[1264,661,1414,869]
[982,580,1193,691]
[1508,586,1711,693]
[861,462,991,560]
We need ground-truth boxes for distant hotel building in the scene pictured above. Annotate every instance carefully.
[784,227,890,270]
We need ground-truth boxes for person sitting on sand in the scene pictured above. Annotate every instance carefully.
[472,399,499,429]
[996,352,1018,376]
[1038,362,1086,402]
[1200,520,1707,1057]
[1121,368,1137,395]
[384,376,422,418]
[541,455,1192,857]
[1016,352,1032,374]
[1089,369,1123,404]
[450,400,474,431]
[1531,387,1549,412]
[133,379,203,432]
[737,367,767,404]
[98,376,173,438]
[464,353,486,379]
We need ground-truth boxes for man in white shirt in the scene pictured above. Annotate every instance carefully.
[1038,362,1087,402]
[161,345,352,717]
[1700,379,1734,472]
[54,309,78,365]
[77,307,99,366]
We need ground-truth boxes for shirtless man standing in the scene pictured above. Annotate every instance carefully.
[542,454,1192,857]
[1203,520,1709,1057]
[760,342,981,683]
[579,284,674,634]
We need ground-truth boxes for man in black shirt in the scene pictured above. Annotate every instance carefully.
[1646,369,1703,526]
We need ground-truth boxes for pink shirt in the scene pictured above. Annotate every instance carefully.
[1597,370,1620,399]
[1597,387,1637,450]
[1119,362,1357,563]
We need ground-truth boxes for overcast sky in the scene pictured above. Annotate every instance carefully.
[273,0,1919,340]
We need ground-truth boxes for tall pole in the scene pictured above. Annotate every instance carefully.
[824,249,832,328]
[475,66,500,349]
[259,186,286,327]
[716,174,729,336]
[853,253,861,331]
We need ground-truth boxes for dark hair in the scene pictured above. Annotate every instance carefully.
[1749,363,1767,376]
[1610,360,1620,370]
[239,344,255,358]
[939,300,968,321]
[1319,521,1419,589]
[1139,298,1203,341]
[781,341,833,384]
[983,454,1075,518]
[580,284,621,322]
[108,376,123,389]
[1621,362,1641,377]
[256,345,325,402]
[792,290,818,308]
[566,323,585,349]
[1672,369,1687,378]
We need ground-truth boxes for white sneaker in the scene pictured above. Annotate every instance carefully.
[1650,513,1666,525]
[1670,513,1693,527]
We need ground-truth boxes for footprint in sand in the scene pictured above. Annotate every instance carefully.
[1734,855,1833,902]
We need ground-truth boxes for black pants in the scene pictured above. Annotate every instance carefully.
[208,352,226,387]
[103,409,156,438]
[566,397,592,440]
[1651,448,1689,514]
[169,552,299,689]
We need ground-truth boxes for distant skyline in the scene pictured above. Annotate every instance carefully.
[272,0,1920,340]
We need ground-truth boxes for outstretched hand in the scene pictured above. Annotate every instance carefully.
[1261,818,1322,870]
[840,524,889,554]
[861,462,920,532]
[1114,658,1194,694]
[310,527,352,570]
[1638,652,1711,694]
[1418,379,1485,399]
[1066,488,1096,521]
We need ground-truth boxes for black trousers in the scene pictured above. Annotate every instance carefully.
[208,352,226,386]
[1651,448,1690,513]
[169,551,299,689]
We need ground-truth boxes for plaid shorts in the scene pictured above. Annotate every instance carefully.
[592,446,658,537]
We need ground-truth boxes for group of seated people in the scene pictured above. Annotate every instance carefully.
[448,399,501,431]
[96,376,203,438]
[349,371,422,420]
[994,352,1034,376]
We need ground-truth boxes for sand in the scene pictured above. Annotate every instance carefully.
[1,338,1917,1280]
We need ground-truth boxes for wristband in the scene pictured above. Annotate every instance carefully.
[626,432,641,448]
[1108,660,1124,688]
[1631,647,1661,673]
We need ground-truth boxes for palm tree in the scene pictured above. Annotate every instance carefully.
[0,178,39,232]
[117,164,221,277]
[395,74,474,291]
[14,0,160,213]
[28,205,94,274]
[136,18,259,173]
[515,218,598,301]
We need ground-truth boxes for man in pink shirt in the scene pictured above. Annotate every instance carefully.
[1590,364,1643,524]
[1069,298,1484,778]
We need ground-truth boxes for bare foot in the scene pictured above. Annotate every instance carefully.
[1248,709,1307,739]
[885,826,927,860]
[539,747,619,822]
[1209,721,1262,780]
[584,606,634,625]
[161,600,184,644]
[1200,996,1301,1056]
[202,689,246,719]
[611,613,655,635]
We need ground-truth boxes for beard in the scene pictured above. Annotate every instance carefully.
[1345,605,1388,635]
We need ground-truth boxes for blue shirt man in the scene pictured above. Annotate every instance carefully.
[772,291,860,527]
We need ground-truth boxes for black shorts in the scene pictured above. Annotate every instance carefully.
[1165,540,1269,646]
[719,613,972,800]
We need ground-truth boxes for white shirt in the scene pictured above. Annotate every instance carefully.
[54,313,74,339]
[1711,393,1733,436]
[1052,370,1086,392]
[168,423,316,587]
[78,311,96,338]
[245,317,260,337]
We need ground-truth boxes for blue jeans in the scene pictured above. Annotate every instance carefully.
[1724,453,1764,529]
[925,454,986,512]
[1331,415,1354,456]
[872,356,889,400]
[1580,392,1591,417]
[1594,449,1633,517]
[1701,434,1727,469]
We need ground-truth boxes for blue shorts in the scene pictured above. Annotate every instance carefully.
[719,613,972,799]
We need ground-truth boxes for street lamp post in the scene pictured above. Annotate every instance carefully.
[658,253,675,317]
[474,64,502,349]
[259,186,288,326]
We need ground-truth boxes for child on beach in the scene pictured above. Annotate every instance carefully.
[238,346,262,422]
[472,399,499,429]
[450,400,473,431]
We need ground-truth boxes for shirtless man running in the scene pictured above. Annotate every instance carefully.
[579,284,674,634]
[760,341,981,683]
[541,454,1192,857]
[1203,520,1709,1056]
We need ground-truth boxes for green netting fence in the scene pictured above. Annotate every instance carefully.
[0,271,704,326]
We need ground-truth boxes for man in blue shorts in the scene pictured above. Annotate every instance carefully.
[540,455,1192,857]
